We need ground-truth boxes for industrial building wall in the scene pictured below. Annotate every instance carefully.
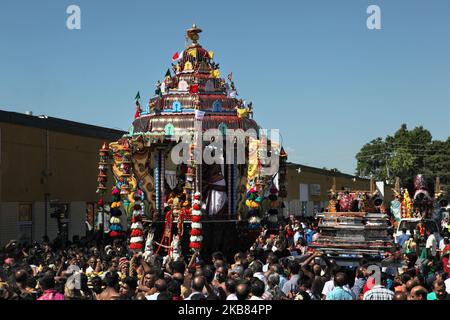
[284,166,371,217]
[0,201,87,246]
[0,122,117,203]
[0,202,19,245]
[0,120,121,246]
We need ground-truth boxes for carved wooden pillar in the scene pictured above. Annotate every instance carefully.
[160,149,166,211]
[154,152,161,217]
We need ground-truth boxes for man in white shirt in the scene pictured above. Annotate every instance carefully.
[184,276,206,300]
[426,230,437,257]
[226,293,238,300]
[145,292,159,300]
[262,253,277,273]
[225,279,237,300]
[294,230,303,245]
[145,279,166,300]
[321,277,355,299]
[445,278,450,294]
[250,261,267,286]
[439,236,448,252]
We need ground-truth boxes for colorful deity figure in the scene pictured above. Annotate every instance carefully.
[412,174,434,219]
[339,192,354,212]
[328,190,338,213]
[401,189,412,219]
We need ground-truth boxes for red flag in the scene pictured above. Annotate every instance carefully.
[134,100,141,119]
[228,72,232,81]
[172,50,184,61]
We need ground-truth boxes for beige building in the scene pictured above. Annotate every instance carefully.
[0,110,124,246]
[0,109,388,246]
[283,163,373,217]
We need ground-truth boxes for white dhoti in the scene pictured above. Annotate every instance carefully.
[203,179,227,216]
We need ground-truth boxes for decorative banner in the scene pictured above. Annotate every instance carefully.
[376,181,385,198]
[195,110,205,121]
[391,199,401,222]
[247,139,259,189]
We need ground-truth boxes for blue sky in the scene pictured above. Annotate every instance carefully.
[1,0,450,174]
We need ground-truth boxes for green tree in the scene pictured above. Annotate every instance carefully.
[355,137,388,180]
[356,124,450,192]
[423,138,450,193]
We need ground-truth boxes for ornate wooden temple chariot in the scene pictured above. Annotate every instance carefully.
[94,25,287,261]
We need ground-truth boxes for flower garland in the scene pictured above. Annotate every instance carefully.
[109,188,124,238]
[246,183,262,230]
[129,190,144,251]
[96,142,109,195]
[189,192,203,250]
[120,140,132,196]
[266,185,280,230]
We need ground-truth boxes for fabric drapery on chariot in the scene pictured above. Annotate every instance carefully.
[165,170,177,190]
[203,179,227,216]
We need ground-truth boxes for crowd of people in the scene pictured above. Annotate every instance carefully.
[1,215,449,301]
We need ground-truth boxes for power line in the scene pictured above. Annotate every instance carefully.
[359,142,449,151]
[356,152,450,159]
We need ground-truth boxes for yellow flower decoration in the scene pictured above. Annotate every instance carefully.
[111,201,121,208]
[211,69,220,78]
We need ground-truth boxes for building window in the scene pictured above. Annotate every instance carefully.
[310,184,321,196]
[301,201,308,216]
[313,201,321,215]
[18,204,33,245]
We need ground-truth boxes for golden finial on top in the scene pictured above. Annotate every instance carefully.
[187,24,202,44]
